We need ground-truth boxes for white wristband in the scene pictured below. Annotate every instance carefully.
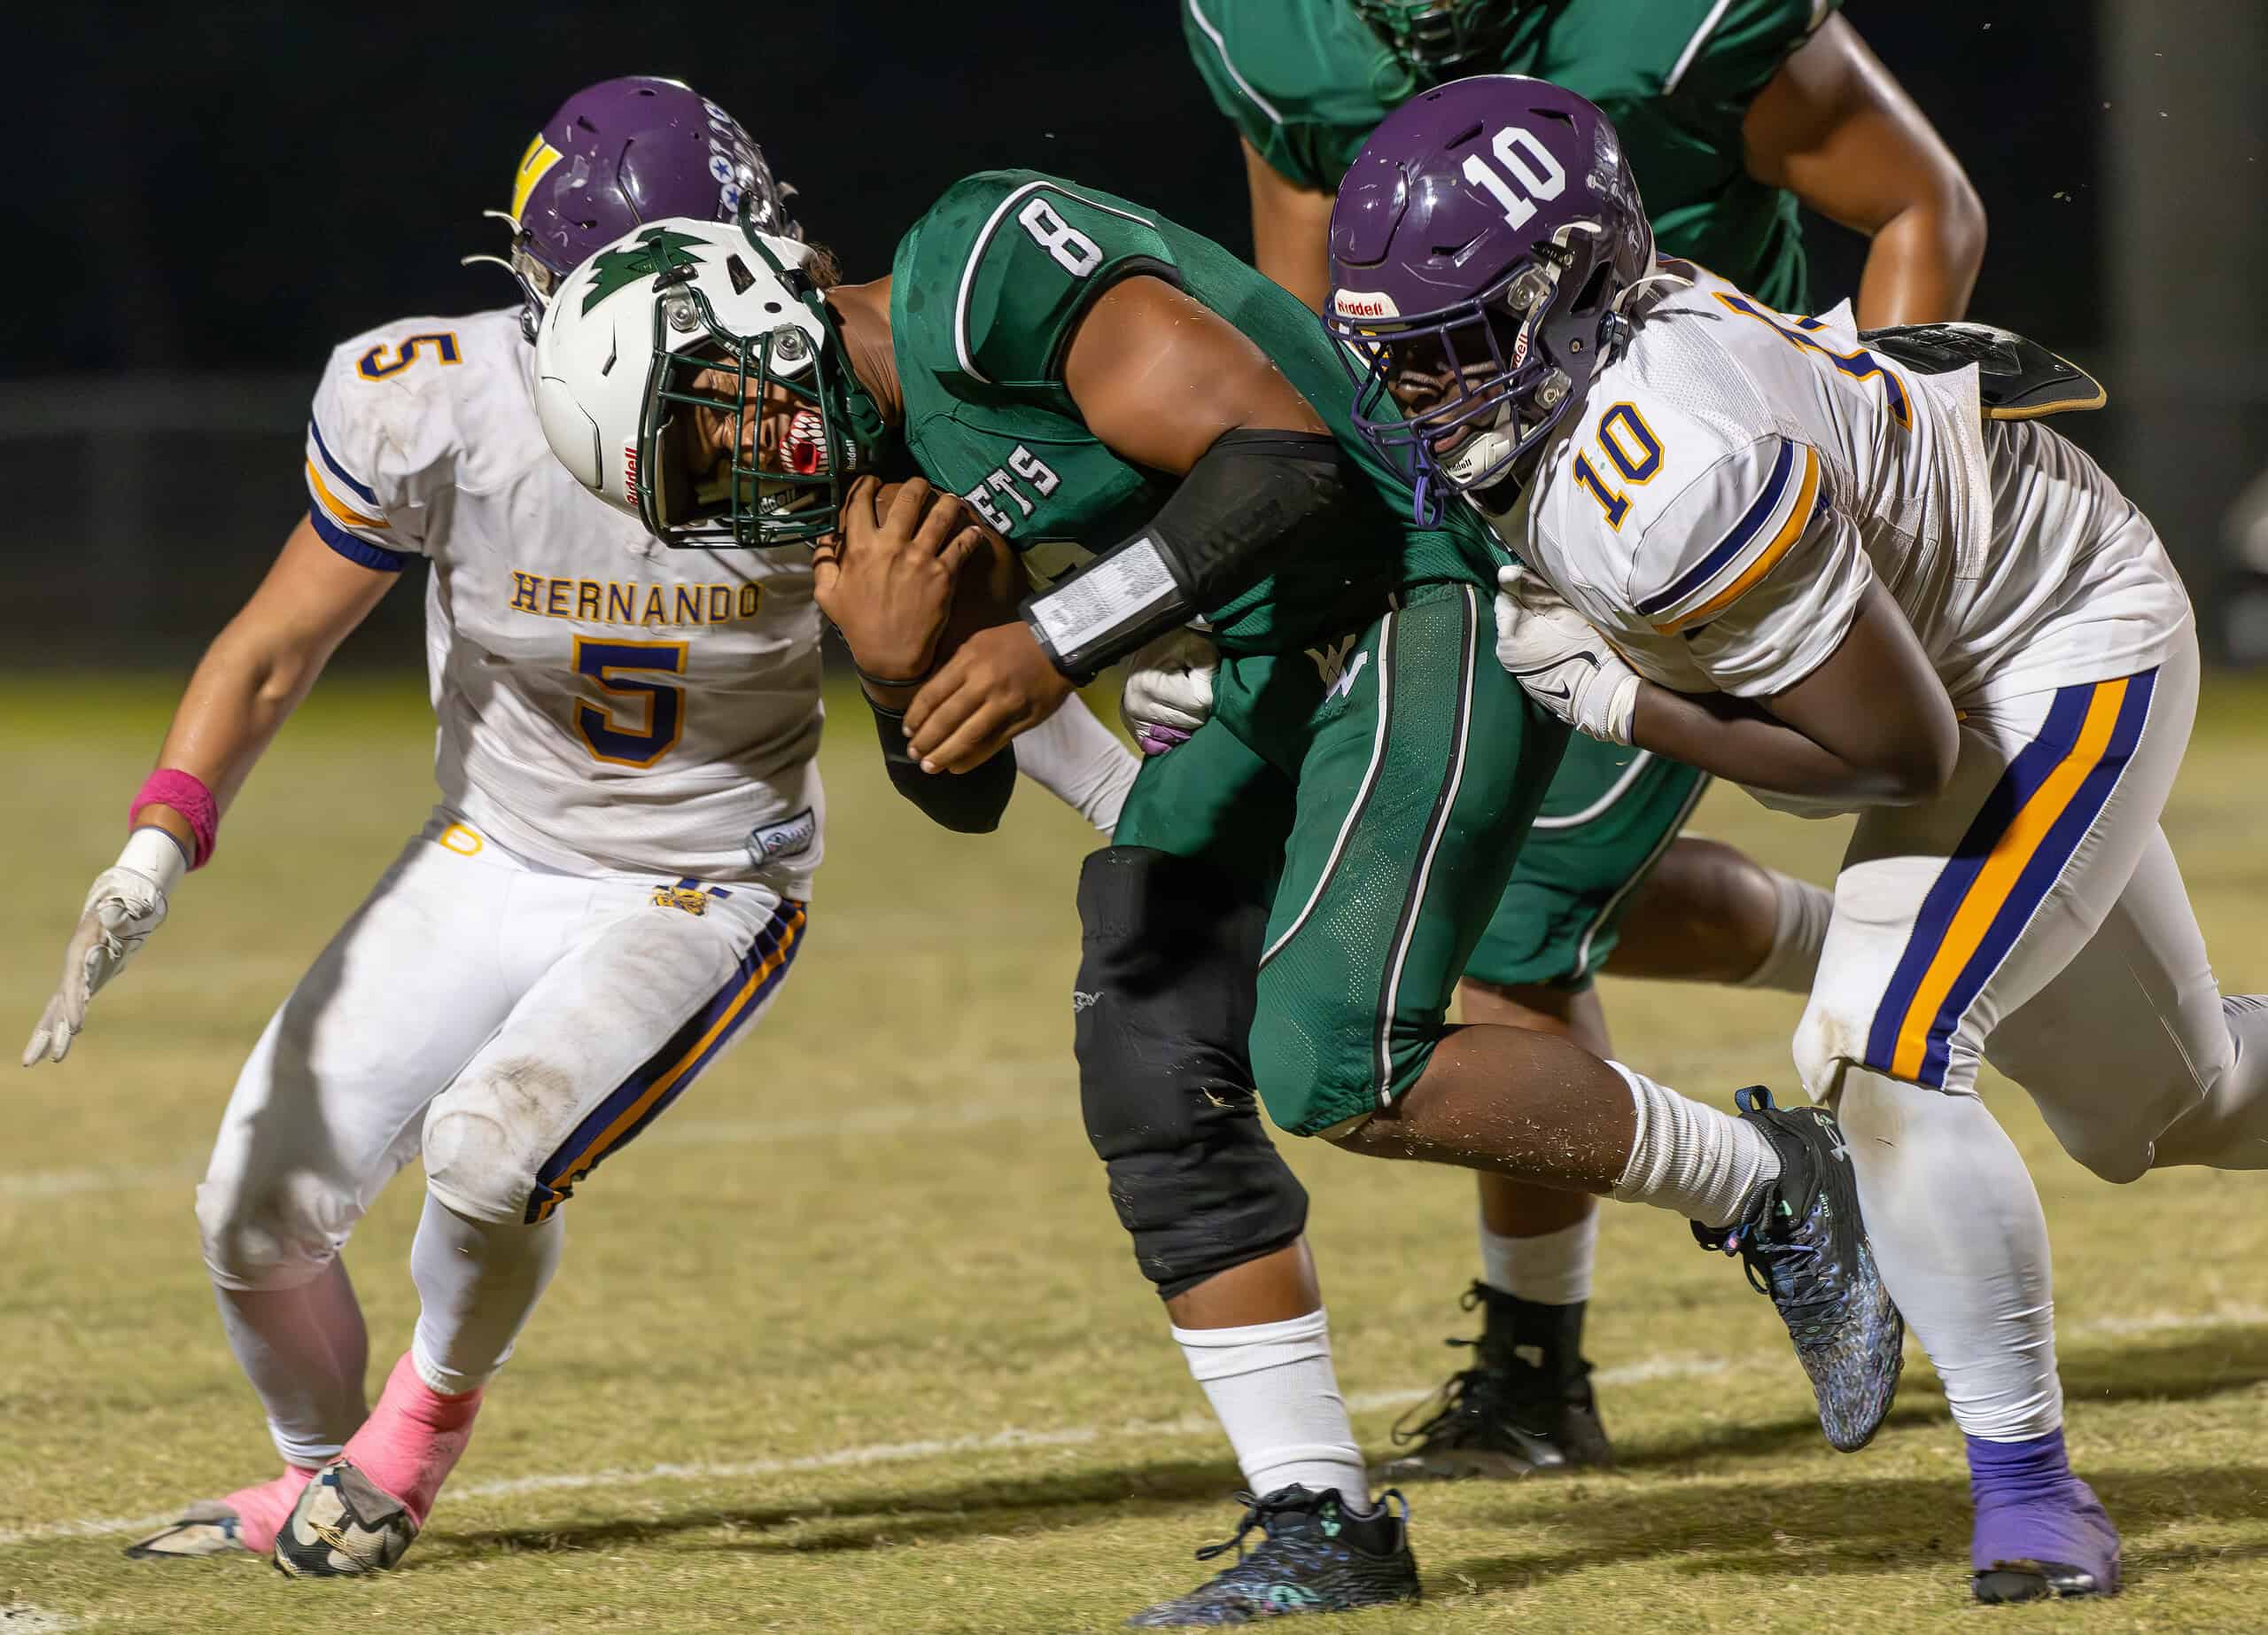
[1604,673,1642,747]
[120,825,190,894]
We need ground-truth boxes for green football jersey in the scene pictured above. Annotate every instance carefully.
[1183,0,1837,310]
[887,170,1499,652]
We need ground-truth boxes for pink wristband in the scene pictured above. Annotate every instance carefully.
[129,768,220,870]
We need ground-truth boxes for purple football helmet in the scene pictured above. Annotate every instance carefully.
[469,75,798,339]
[1325,75,1655,520]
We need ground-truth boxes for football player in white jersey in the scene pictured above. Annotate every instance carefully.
[1328,75,2268,1602]
[21,76,1134,1579]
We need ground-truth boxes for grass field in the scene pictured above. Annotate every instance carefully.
[4,672,2268,1635]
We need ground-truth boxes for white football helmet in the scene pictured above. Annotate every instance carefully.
[533,217,875,548]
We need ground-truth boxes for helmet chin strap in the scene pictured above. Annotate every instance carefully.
[1442,424,1516,489]
[1449,431,1557,511]
[1612,265,1692,317]
[1441,360,1569,490]
[461,211,553,344]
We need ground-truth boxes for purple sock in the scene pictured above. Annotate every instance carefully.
[1967,1429,2120,1589]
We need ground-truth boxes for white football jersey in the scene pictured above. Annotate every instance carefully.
[304,308,825,893]
[1487,266,2191,709]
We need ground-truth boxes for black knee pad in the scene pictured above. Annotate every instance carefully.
[1075,846,1309,1300]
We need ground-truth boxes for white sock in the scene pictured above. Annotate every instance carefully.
[1014,694,1141,836]
[408,1190,565,1395]
[1171,1309,1369,1508]
[1479,1208,1597,1305]
[1736,870,1834,994]
[1607,1061,1781,1228]
[214,1257,372,1468]
[1835,1068,2062,1441]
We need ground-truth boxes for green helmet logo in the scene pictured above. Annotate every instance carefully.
[582,227,709,315]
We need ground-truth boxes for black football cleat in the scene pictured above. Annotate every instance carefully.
[1125,1485,1418,1626]
[1376,1281,1612,1482]
[1692,1087,1903,1452]
[270,1460,418,1578]
[1972,1560,2115,1605]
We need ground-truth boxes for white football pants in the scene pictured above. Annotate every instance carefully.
[196,811,804,1464]
[1793,630,2268,1440]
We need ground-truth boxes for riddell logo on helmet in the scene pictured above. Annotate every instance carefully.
[623,445,639,493]
[1332,290,1399,320]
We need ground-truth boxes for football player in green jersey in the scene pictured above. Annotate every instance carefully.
[534,183,1903,1623]
[1184,0,1983,1478]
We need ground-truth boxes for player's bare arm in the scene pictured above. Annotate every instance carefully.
[1061,274,1330,464]
[24,515,395,1065]
[902,275,1338,772]
[1744,14,1986,327]
[1241,136,1336,313]
[1627,580,1960,806]
[148,516,400,826]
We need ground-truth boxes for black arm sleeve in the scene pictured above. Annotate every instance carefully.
[1021,427,1350,679]
[1145,427,1351,608]
[868,694,1015,834]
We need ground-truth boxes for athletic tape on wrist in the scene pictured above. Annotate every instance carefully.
[1022,429,1348,681]
[129,768,219,870]
[1024,535,1189,681]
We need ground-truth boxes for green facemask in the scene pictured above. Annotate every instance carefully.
[634,226,895,549]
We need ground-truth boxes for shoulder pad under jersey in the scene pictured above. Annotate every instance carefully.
[1860,321,2106,420]
[902,172,1181,393]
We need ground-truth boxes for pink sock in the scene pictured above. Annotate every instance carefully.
[335,1352,485,1528]
[221,1466,317,1554]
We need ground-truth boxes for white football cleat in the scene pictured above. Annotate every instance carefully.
[123,1499,251,1561]
[271,1460,418,1578]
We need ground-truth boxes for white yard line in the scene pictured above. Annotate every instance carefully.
[0,1072,1070,1203]
[0,1166,194,1202]
[0,1607,84,1633]
[3,1310,2260,1553]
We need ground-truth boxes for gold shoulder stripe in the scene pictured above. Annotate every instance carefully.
[306,458,388,531]
[1655,445,1820,635]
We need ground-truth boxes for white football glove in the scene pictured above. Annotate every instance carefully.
[22,828,187,1067]
[1494,564,1642,745]
[1120,627,1219,756]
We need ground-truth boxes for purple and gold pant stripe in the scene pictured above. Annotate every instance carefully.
[524,898,808,1222]
[1864,671,2156,1089]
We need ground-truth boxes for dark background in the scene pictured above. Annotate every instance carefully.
[4,2,2102,370]
[1,1,2259,664]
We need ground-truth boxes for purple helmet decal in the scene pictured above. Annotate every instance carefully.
[470,76,798,336]
[1324,75,1654,519]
